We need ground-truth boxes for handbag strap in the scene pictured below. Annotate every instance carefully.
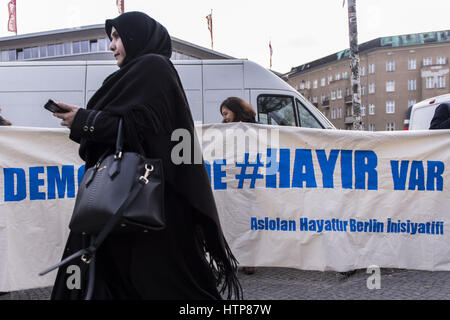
[115,117,146,156]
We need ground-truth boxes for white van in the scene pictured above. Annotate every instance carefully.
[0,59,334,129]
[408,93,450,130]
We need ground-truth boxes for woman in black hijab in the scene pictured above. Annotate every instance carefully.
[52,11,242,300]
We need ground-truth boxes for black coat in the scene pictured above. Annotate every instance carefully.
[429,103,450,129]
[50,12,241,300]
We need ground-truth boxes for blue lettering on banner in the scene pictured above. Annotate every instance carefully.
[251,216,445,235]
[204,149,445,192]
[3,165,85,202]
[390,160,444,191]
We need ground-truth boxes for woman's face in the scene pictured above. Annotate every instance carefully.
[109,27,127,67]
[221,106,235,123]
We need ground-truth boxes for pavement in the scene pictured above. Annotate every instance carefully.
[1,267,450,300]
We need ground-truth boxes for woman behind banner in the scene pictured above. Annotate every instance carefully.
[51,11,242,300]
[220,97,257,275]
[220,97,257,124]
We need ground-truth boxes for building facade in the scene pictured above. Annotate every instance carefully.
[0,24,234,63]
[284,30,450,131]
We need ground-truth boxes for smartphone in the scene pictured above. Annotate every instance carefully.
[44,99,69,113]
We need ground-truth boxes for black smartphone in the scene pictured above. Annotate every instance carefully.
[44,99,69,113]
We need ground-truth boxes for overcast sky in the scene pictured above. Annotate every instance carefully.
[0,0,449,73]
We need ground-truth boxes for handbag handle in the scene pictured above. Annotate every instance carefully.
[114,117,146,157]
[114,118,124,159]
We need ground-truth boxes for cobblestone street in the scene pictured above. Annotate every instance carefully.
[1,267,450,300]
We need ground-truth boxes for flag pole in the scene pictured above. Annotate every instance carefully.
[210,9,214,50]
[269,40,273,70]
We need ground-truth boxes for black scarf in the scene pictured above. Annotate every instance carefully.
[84,12,242,299]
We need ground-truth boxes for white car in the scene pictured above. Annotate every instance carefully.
[408,93,450,130]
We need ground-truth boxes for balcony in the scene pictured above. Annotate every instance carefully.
[344,95,353,105]
[345,116,355,124]
[322,99,330,107]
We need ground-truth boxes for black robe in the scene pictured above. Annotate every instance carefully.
[50,12,241,300]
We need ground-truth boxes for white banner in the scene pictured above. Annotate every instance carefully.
[0,123,449,291]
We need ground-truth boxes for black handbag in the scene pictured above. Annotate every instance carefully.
[39,119,165,299]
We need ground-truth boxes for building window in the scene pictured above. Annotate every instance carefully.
[361,85,366,96]
[361,105,366,116]
[369,104,375,115]
[98,38,107,51]
[313,96,318,103]
[436,56,446,65]
[386,122,395,131]
[408,100,416,108]
[345,106,352,118]
[23,47,32,59]
[338,107,343,119]
[369,83,375,94]
[331,90,336,100]
[386,101,395,114]
[369,63,375,74]
[345,87,350,96]
[55,43,64,56]
[386,60,395,72]
[39,46,47,58]
[90,40,98,52]
[342,71,348,79]
[321,94,326,102]
[408,79,416,91]
[47,44,55,57]
[8,50,16,61]
[64,42,72,55]
[360,66,366,76]
[17,49,24,60]
[313,79,318,89]
[437,76,446,88]
[300,82,305,90]
[328,75,333,84]
[335,73,341,81]
[426,76,435,89]
[331,108,336,119]
[81,40,89,53]
[369,124,375,132]
[321,77,326,87]
[386,80,395,92]
[408,59,416,70]
[423,57,432,66]
[1,50,8,61]
[337,88,342,99]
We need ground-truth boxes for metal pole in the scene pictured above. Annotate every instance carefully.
[346,0,363,130]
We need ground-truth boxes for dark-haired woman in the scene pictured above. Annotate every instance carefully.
[51,12,242,300]
[220,97,256,123]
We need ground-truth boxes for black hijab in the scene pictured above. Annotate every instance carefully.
[83,12,242,299]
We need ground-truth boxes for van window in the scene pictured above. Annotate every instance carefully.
[296,99,324,129]
[257,95,296,126]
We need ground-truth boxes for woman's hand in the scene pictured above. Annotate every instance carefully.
[53,102,80,128]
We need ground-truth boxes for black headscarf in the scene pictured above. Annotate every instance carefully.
[105,11,172,66]
[83,12,242,299]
